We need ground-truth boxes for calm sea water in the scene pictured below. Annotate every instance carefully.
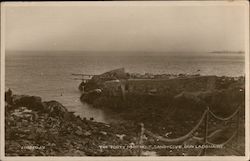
[5,52,245,122]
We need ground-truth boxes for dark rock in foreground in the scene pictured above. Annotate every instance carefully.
[5,91,140,156]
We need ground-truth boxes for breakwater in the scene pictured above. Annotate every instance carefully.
[79,72,245,156]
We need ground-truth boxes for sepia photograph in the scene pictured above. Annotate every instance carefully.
[0,1,249,160]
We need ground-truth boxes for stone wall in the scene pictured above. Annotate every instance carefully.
[103,76,217,97]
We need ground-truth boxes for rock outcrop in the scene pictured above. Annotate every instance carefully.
[5,91,140,156]
[79,75,245,140]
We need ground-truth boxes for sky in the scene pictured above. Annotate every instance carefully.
[4,2,247,53]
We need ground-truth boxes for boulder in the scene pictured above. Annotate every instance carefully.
[80,89,102,104]
[83,80,100,92]
[43,100,68,118]
[12,95,45,111]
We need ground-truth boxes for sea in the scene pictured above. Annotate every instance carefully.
[5,52,245,123]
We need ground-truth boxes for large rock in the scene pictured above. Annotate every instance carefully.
[12,95,45,111]
[80,89,102,104]
[43,100,68,118]
[82,80,100,93]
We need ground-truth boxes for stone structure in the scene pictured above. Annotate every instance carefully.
[103,76,217,98]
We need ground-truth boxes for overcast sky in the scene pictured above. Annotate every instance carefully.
[4,3,247,53]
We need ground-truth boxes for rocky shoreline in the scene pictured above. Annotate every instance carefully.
[80,74,245,137]
[5,91,142,156]
[5,74,245,156]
